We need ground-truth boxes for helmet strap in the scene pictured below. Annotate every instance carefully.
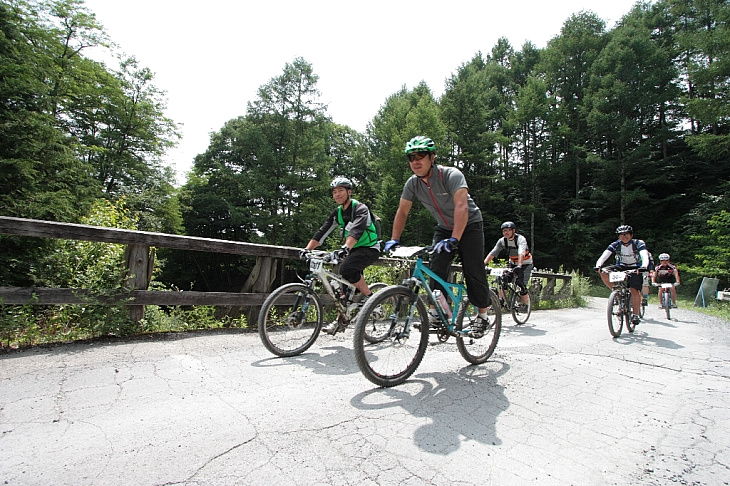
[416,156,435,180]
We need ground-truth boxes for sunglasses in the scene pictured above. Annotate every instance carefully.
[407,152,430,162]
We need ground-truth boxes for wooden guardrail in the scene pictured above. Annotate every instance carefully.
[530,271,573,302]
[0,216,572,322]
[0,216,298,323]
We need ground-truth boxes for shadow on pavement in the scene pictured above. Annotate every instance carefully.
[350,360,510,455]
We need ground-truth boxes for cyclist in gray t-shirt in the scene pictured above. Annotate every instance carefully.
[383,136,492,335]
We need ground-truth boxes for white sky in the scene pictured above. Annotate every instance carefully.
[83,0,639,185]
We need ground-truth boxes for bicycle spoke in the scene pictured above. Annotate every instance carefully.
[258,283,322,357]
[353,286,429,387]
[511,290,531,325]
[456,290,502,364]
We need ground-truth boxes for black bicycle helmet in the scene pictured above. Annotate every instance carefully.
[616,224,633,234]
[501,221,516,230]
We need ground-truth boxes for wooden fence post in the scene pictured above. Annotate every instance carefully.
[238,256,277,326]
[124,245,154,323]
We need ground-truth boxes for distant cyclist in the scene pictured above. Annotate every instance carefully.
[484,221,533,311]
[594,225,650,326]
[652,253,680,308]
[300,177,381,334]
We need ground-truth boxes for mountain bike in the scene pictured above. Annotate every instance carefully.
[486,263,531,325]
[653,282,679,320]
[602,267,641,337]
[258,250,386,357]
[352,245,502,387]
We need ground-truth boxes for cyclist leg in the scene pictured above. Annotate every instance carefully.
[340,247,379,296]
[456,222,490,309]
[517,263,532,306]
[628,273,643,320]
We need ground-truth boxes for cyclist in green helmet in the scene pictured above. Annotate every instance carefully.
[383,136,493,335]
[300,177,381,335]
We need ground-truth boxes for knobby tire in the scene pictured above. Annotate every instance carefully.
[258,283,322,357]
[456,289,502,364]
[511,288,531,325]
[663,291,671,320]
[352,285,429,387]
[607,290,624,338]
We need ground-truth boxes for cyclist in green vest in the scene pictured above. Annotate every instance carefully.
[300,177,381,334]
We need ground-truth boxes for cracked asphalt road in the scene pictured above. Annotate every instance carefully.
[1,297,729,485]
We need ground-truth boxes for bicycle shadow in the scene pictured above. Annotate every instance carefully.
[250,342,361,376]
[613,329,684,350]
[500,321,547,337]
[350,361,510,455]
[641,316,679,328]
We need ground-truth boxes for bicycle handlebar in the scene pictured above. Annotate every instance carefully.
[598,266,648,274]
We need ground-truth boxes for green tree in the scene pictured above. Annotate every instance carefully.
[586,5,680,226]
[368,83,445,245]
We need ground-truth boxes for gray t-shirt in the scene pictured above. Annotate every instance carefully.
[401,165,483,229]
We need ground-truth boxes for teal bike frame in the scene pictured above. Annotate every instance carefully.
[405,250,470,332]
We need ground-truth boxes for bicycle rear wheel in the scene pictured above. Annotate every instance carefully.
[511,289,531,325]
[607,290,624,337]
[352,285,429,387]
[361,282,389,344]
[258,283,322,357]
[663,291,671,320]
[456,289,502,364]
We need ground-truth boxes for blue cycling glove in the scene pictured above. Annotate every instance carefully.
[434,237,459,253]
[383,239,400,253]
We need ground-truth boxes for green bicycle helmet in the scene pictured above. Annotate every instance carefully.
[404,136,436,155]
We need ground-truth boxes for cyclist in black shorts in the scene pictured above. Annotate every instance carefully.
[594,225,650,326]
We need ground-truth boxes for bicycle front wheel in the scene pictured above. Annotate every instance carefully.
[352,285,429,387]
[511,289,531,325]
[258,283,322,357]
[663,291,671,320]
[456,289,502,364]
[607,290,624,338]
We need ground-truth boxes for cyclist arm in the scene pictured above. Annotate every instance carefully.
[450,187,469,241]
[307,209,339,250]
[517,234,529,266]
[595,249,613,269]
[390,198,413,241]
[344,202,371,242]
[639,249,650,269]
[674,267,681,283]
[484,239,505,265]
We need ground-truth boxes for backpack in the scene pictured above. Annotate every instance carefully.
[370,210,383,242]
